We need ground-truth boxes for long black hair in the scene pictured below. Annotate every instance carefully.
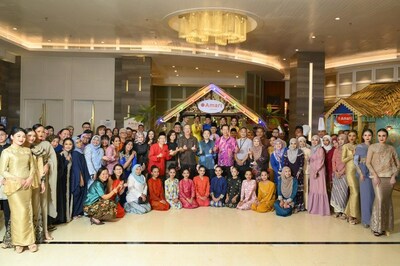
[111,164,126,181]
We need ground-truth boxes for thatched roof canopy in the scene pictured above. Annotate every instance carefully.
[325,82,400,118]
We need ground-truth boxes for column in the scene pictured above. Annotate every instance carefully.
[289,52,325,138]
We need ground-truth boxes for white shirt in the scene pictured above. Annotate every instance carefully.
[236,138,252,161]
[126,174,148,203]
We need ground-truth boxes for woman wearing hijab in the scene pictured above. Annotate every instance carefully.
[283,138,305,212]
[71,137,90,219]
[322,135,335,197]
[84,135,104,188]
[308,135,330,216]
[270,138,286,185]
[124,164,151,214]
[274,166,298,217]
[133,132,149,172]
[331,134,349,219]
[248,136,269,181]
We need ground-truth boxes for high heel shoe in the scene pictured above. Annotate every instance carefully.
[90,217,104,225]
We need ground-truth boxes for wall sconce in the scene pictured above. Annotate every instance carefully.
[138,76,142,92]
[125,80,129,92]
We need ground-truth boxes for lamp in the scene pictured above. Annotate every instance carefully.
[169,10,252,46]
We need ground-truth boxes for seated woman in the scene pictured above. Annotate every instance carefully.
[274,166,298,217]
[210,166,227,207]
[193,165,210,207]
[237,170,257,210]
[251,170,276,213]
[164,166,182,209]
[109,164,126,218]
[147,166,170,211]
[124,164,151,214]
[225,166,241,208]
[179,168,199,209]
[83,167,121,225]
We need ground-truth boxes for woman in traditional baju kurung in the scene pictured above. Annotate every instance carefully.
[237,170,257,210]
[191,115,202,142]
[124,164,151,214]
[147,135,170,178]
[109,164,126,218]
[284,138,304,212]
[343,130,361,224]
[270,138,286,185]
[179,169,199,209]
[308,135,330,216]
[71,138,90,220]
[354,129,375,228]
[84,135,104,189]
[210,166,227,207]
[225,166,242,208]
[33,124,58,240]
[193,166,210,207]
[298,136,311,210]
[147,166,170,211]
[119,140,137,178]
[274,167,298,217]
[322,135,335,197]
[164,167,182,209]
[251,170,275,213]
[366,128,399,236]
[0,128,37,253]
[83,167,119,224]
[105,136,121,175]
[331,134,349,219]
[248,136,269,181]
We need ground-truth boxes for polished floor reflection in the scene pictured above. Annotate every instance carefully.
[0,191,399,265]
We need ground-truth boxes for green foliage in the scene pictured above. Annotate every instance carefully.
[133,105,157,128]
[260,104,288,129]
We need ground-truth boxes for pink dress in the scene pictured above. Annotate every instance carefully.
[237,179,257,210]
[179,179,199,209]
[308,147,330,216]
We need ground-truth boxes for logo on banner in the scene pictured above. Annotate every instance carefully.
[197,100,225,113]
[336,114,353,125]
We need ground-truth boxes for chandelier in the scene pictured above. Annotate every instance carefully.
[174,11,248,46]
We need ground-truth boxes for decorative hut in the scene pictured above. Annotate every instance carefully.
[325,82,400,155]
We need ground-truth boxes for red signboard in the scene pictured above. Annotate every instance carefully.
[337,114,353,125]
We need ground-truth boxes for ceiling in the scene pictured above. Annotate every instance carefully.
[0,0,399,85]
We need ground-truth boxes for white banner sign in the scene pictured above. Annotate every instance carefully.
[197,100,225,113]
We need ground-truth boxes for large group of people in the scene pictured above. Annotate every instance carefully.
[0,114,399,253]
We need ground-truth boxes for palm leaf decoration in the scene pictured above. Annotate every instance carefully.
[133,105,157,129]
[260,104,288,129]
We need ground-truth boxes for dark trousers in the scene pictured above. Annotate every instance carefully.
[0,199,10,229]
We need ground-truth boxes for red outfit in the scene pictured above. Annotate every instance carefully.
[179,179,199,209]
[148,143,171,177]
[148,177,170,211]
[111,179,125,218]
[193,175,210,207]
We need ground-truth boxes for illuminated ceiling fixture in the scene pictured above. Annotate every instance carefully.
[169,10,257,46]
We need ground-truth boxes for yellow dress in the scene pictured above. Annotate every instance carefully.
[191,123,202,142]
[251,180,276,212]
[0,144,36,246]
[342,143,361,220]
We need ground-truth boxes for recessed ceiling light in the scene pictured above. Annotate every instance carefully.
[12,27,17,31]
[235,75,239,78]
[172,65,175,68]
[283,58,287,61]
[174,70,177,73]
[217,70,220,72]
[176,74,179,77]
[295,49,299,52]
[101,41,104,44]
[178,84,181,86]
[195,67,199,70]
[311,35,316,39]
[234,85,237,88]
[335,17,340,21]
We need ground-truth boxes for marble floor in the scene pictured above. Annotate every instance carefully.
[0,191,399,265]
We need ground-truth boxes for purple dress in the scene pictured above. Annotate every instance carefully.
[308,146,330,216]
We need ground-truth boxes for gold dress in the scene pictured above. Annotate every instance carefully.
[342,143,361,220]
[366,143,400,233]
[0,144,36,246]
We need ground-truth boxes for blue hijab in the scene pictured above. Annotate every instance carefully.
[131,164,145,184]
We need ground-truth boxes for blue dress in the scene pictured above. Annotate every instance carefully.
[210,176,227,207]
[274,177,298,217]
[270,148,287,184]
[354,143,374,226]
